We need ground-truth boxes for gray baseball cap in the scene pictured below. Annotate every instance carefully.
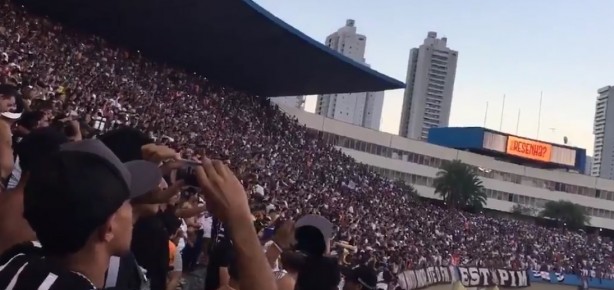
[23,139,164,248]
[60,139,162,199]
[296,214,334,241]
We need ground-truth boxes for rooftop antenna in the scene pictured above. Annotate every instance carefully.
[499,94,506,131]
[537,91,543,139]
[483,101,489,128]
[515,109,521,135]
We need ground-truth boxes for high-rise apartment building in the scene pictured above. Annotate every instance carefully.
[399,32,458,140]
[591,86,614,179]
[315,20,384,130]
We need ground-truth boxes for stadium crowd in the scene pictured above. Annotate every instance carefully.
[1,1,614,289]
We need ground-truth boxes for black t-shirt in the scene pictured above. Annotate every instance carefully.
[0,242,95,290]
[131,215,169,290]
[204,219,233,290]
[158,205,180,238]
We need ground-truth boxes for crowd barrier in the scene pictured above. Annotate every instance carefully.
[397,266,614,289]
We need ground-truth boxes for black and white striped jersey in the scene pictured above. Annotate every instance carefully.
[103,254,149,290]
[0,242,96,290]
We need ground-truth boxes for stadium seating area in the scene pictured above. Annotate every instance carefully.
[1,1,613,279]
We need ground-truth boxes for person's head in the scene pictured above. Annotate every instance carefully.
[14,110,47,137]
[98,127,153,162]
[37,100,54,120]
[295,226,326,256]
[295,215,334,257]
[15,127,68,182]
[0,84,18,114]
[0,84,23,122]
[342,266,378,290]
[293,215,340,290]
[23,139,162,259]
[280,251,306,275]
[99,127,161,220]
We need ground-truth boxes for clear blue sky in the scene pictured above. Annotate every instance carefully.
[254,0,614,154]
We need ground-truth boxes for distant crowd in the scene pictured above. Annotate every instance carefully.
[1,1,613,288]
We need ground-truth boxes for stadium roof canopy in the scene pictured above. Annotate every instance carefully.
[18,0,405,96]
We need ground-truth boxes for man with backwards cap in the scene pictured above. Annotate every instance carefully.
[0,127,187,290]
[0,139,163,289]
[0,138,277,290]
[293,214,342,290]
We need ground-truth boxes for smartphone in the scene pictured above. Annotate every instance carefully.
[176,160,202,186]
[179,159,202,168]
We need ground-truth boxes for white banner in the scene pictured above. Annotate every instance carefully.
[457,267,529,288]
[397,266,453,290]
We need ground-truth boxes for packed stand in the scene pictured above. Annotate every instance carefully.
[0,1,613,288]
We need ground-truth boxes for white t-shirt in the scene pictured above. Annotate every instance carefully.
[202,216,213,238]
[254,184,265,196]
[7,156,21,189]
[177,219,188,251]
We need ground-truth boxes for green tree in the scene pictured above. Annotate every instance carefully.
[511,203,524,215]
[389,175,420,200]
[433,159,487,210]
[511,203,538,216]
[539,200,590,229]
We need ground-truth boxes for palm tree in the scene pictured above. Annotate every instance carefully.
[539,200,590,229]
[433,159,487,210]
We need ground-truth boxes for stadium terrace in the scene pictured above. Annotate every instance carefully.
[0,1,613,290]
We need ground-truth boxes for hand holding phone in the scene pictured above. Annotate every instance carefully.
[175,159,203,187]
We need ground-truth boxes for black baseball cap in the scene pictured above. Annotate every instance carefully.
[15,127,69,172]
[295,214,334,256]
[343,265,378,290]
[98,127,154,163]
[23,139,162,253]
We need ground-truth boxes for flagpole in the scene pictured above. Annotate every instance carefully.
[483,101,489,128]
[516,109,521,135]
[499,94,505,131]
[537,91,543,139]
